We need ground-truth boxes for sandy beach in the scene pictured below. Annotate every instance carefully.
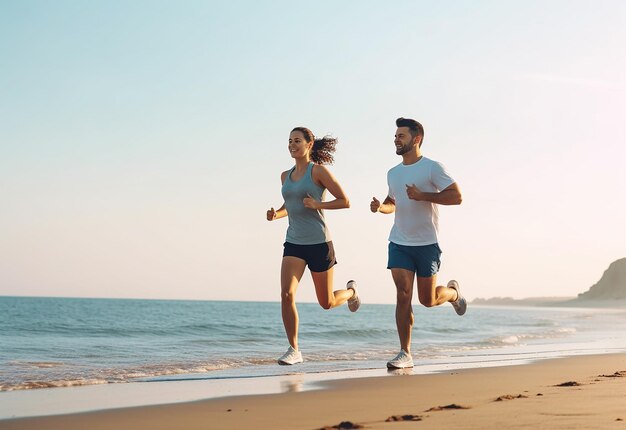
[2,353,625,430]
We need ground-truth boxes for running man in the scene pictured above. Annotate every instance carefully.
[370,117,465,369]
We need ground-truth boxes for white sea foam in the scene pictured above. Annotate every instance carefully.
[501,335,520,344]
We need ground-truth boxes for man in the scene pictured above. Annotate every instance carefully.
[370,117,465,369]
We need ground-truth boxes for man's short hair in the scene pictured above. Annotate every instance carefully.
[396,117,424,146]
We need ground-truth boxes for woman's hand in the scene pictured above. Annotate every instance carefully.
[303,194,319,210]
[267,207,277,221]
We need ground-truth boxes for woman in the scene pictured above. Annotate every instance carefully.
[266,127,360,365]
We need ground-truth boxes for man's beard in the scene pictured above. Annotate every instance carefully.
[396,141,415,155]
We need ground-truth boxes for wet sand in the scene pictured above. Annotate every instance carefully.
[1,353,625,430]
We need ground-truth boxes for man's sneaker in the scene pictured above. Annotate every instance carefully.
[346,280,361,312]
[386,349,414,369]
[277,346,303,365]
[448,280,467,316]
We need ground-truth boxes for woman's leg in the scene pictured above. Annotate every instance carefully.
[311,267,354,310]
[281,256,307,349]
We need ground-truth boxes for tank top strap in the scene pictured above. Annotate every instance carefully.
[286,166,296,182]
[307,162,316,182]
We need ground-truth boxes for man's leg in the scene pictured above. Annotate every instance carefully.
[416,275,457,308]
[281,256,307,349]
[391,268,415,353]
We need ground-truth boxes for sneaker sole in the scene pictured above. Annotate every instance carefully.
[386,362,414,369]
[278,359,303,365]
[278,356,303,365]
[347,280,360,312]
[448,280,467,316]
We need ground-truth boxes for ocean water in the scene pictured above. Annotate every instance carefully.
[2,296,626,392]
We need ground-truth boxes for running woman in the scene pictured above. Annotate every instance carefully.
[267,127,361,365]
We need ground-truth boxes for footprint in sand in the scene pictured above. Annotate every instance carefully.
[494,394,528,401]
[318,421,363,430]
[425,404,470,411]
[599,371,626,378]
[386,415,423,422]
[555,381,581,387]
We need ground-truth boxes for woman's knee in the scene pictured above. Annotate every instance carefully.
[281,289,296,303]
[318,297,334,310]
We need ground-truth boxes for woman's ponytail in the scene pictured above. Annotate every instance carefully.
[291,127,337,165]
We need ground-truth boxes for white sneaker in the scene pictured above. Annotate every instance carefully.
[277,346,303,365]
[448,280,467,316]
[387,349,414,369]
[346,280,361,312]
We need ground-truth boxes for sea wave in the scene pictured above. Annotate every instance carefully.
[1,379,109,391]
[6,361,66,369]
[2,297,624,392]
[484,327,577,346]
[0,357,282,391]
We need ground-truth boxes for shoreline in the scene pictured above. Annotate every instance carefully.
[2,352,626,429]
[3,344,625,420]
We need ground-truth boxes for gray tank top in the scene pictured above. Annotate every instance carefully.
[281,163,331,245]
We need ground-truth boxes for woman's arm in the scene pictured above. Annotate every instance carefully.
[267,203,287,221]
[304,165,350,210]
[266,170,291,221]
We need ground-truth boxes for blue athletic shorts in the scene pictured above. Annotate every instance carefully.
[283,241,337,273]
[387,242,442,277]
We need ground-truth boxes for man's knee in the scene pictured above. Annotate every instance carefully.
[416,276,437,307]
[418,295,437,308]
[396,287,412,305]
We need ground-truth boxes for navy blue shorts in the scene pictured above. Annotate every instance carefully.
[387,242,441,277]
[283,241,337,272]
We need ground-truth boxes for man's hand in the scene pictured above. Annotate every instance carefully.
[370,197,381,213]
[406,184,425,201]
[303,194,320,210]
[266,207,276,221]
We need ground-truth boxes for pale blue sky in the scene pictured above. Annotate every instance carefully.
[1,0,625,303]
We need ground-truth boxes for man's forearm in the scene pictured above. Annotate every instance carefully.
[418,189,462,205]
[378,203,395,214]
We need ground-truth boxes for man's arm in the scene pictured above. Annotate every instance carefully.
[405,182,462,205]
[371,196,396,214]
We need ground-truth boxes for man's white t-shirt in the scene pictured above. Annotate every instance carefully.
[387,157,455,246]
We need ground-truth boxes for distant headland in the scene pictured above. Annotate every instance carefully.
[473,258,626,308]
